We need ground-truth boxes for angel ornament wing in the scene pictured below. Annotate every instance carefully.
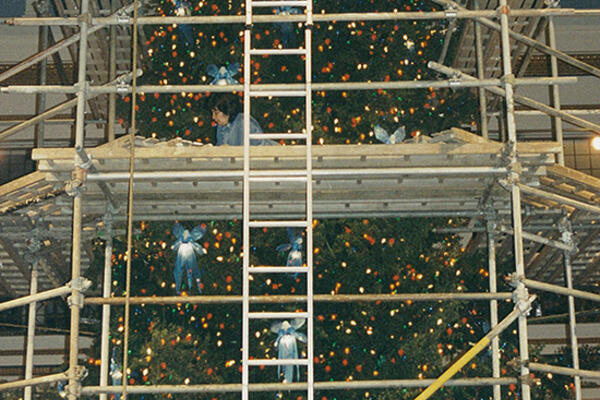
[207,63,240,85]
[271,319,307,383]
[110,348,123,400]
[171,222,207,294]
[374,124,406,144]
[276,228,303,268]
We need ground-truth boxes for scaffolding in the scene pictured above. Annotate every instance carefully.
[1,1,600,399]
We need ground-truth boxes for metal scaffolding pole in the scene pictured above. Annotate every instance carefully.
[0,284,77,312]
[84,292,513,305]
[2,76,577,95]
[518,184,600,215]
[547,16,564,165]
[473,0,489,138]
[23,260,38,400]
[99,214,113,400]
[0,372,69,391]
[4,8,578,27]
[518,277,600,302]
[34,0,49,149]
[560,220,581,400]
[528,363,600,380]
[486,216,501,400]
[67,0,90,398]
[497,1,531,398]
[107,0,118,142]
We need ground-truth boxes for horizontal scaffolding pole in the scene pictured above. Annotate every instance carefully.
[86,166,507,182]
[528,362,600,380]
[0,372,68,391]
[3,8,578,27]
[0,2,137,83]
[428,62,600,135]
[519,278,600,302]
[84,292,513,305]
[518,184,600,215]
[1,77,577,95]
[497,224,575,252]
[81,377,518,395]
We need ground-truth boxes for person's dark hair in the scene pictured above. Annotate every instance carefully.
[208,93,241,118]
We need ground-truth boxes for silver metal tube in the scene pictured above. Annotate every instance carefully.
[68,1,89,397]
[518,184,600,215]
[107,0,118,142]
[35,7,49,148]
[486,219,501,400]
[81,377,518,395]
[498,225,575,251]
[24,262,38,400]
[473,0,488,138]
[521,278,600,302]
[528,363,600,380]
[564,251,581,399]
[4,76,577,95]
[0,285,72,312]
[498,0,530,398]
[99,216,113,400]
[4,8,578,26]
[547,17,564,165]
[0,372,68,391]
[84,292,513,305]
[86,166,508,182]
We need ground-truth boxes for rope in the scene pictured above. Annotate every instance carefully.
[122,0,139,398]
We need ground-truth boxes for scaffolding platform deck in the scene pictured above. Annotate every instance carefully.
[1,128,599,296]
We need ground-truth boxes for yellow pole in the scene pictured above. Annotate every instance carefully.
[414,337,490,400]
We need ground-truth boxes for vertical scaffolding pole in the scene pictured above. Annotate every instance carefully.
[498,1,531,399]
[106,0,117,142]
[473,0,489,138]
[69,0,90,398]
[35,0,49,148]
[99,214,114,400]
[547,16,564,166]
[485,216,501,400]
[24,260,39,400]
[560,220,581,399]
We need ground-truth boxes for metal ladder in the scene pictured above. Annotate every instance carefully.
[242,1,313,399]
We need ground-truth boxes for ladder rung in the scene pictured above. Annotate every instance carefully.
[248,311,309,319]
[249,176,307,183]
[247,358,309,367]
[249,220,308,228]
[249,90,307,97]
[249,133,308,140]
[249,266,308,273]
[252,1,308,7]
[249,48,307,56]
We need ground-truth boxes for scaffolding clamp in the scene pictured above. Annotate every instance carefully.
[497,4,510,16]
[65,167,87,196]
[559,216,578,254]
[518,373,539,386]
[69,277,92,292]
[67,292,85,309]
[65,366,88,397]
[116,11,131,25]
[501,73,516,88]
[444,4,458,18]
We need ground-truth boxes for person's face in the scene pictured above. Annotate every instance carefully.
[211,108,229,126]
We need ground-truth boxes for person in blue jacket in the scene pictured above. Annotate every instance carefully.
[208,94,276,146]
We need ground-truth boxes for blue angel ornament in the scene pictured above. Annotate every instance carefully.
[57,380,67,398]
[275,6,300,47]
[110,348,123,400]
[173,0,194,45]
[276,228,303,272]
[374,124,406,144]
[207,63,240,85]
[271,319,307,383]
[171,222,207,294]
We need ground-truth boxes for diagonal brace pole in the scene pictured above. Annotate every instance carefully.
[414,295,536,400]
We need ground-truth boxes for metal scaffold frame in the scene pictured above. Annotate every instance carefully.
[1,1,600,400]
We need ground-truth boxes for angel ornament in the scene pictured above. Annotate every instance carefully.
[110,348,123,400]
[374,124,406,144]
[276,228,303,273]
[171,222,207,294]
[271,319,307,383]
[207,63,240,85]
